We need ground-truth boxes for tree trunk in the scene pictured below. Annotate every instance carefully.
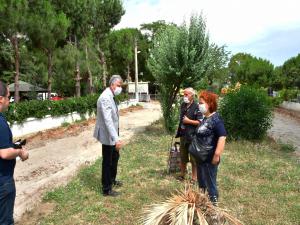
[75,61,81,97]
[47,50,53,100]
[74,35,81,97]
[85,42,93,94]
[11,35,20,103]
[168,85,180,112]
[127,63,131,82]
[99,48,107,88]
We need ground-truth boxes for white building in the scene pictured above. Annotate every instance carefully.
[127,82,150,102]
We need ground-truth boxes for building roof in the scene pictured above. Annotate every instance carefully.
[8,81,47,92]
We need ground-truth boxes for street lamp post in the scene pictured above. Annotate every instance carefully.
[134,38,139,101]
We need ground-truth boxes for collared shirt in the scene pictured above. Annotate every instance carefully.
[0,113,15,183]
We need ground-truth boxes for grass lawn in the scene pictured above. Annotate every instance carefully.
[24,120,300,225]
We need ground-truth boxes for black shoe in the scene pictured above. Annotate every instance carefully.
[113,180,123,187]
[103,190,120,197]
[210,196,218,206]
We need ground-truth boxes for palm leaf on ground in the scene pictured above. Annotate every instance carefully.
[141,184,243,225]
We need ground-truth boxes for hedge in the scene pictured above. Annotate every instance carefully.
[4,93,128,124]
[219,86,273,140]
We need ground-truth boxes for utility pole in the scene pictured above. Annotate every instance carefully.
[134,38,139,101]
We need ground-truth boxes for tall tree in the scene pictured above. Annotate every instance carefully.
[105,28,152,83]
[228,53,274,87]
[27,0,69,99]
[281,53,300,88]
[205,45,229,84]
[92,0,125,88]
[51,0,124,94]
[148,14,227,132]
[270,66,284,90]
[0,36,14,83]
[0,0,28,102]
[140,20,169,41]
[51,0,91,97]
[105,28,137,81]
[52,43,78,96]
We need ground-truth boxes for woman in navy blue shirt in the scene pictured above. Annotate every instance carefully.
[195,90,227,205]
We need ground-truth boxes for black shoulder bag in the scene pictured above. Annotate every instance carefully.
[188,136,210,163]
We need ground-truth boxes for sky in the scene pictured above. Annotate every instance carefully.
[115,0,300,66]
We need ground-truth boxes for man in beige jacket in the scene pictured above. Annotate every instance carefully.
[94,75,123,197]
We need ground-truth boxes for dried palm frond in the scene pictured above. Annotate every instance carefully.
[196,208,208,225]
[141,184,243,225]
[142,202,177,225]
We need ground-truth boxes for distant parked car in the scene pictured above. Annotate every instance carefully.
[37,92,62,100]
[50,96,63,101]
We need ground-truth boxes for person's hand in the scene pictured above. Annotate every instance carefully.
[211,153,220,165]
[115,140,123,151]
[19,148,29,161]
[182,116,190,124]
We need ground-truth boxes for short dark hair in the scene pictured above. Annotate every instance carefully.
[0,81,8,97]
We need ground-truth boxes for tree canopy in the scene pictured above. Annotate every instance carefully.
[148,14,229,132]
[0,1,299,102]
[0,0,125,98]
[281,53,300,88]
[228,53,274,87]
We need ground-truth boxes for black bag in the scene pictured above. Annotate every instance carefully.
[167,140,181,173]
[188,136,211,163]
[13,139,26,149]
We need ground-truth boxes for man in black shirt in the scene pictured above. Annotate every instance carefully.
[0,81,29,224]
[175,88,202,183]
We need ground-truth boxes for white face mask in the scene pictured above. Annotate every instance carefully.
[114,87,122,96]
[183,97,190,104]
[198,103,207,114]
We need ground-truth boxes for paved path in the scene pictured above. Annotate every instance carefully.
[268,109,300,156]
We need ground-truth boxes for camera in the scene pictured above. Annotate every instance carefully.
[13,139,26,149]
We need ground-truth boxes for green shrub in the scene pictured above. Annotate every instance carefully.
[219,86,273,140]
[4,93,129,125]
[163,102,180,134]
[278,88,299,101]
[270,88,299,106]
[269,96,284,107]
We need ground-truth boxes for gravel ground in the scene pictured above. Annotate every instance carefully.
[14,102,162,222]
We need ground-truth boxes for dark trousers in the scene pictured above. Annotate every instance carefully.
[102,144,120,193]
[197,163,219,202]
[0,178,16,225]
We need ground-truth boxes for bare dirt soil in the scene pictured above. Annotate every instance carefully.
[268,107,300,157]
[14,102,162,222]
